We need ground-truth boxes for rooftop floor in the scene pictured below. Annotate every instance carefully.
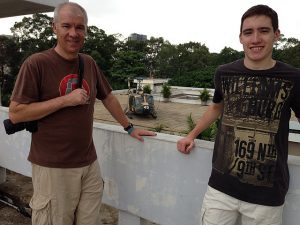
[94,94,208,135]
[94,93,299,135]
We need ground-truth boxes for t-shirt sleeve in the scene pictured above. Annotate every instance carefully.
[212,68,223,103]
[95,63,112,100]
[10,56,40,104]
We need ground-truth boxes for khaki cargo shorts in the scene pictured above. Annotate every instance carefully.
[30,160,104,225]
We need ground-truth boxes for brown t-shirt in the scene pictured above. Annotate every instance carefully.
[11,48,112,168]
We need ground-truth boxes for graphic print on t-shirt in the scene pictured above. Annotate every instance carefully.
[59,74,90,96]
[213,75,293,187]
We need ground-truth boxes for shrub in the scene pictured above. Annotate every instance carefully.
[152,123,167,132]
[185,113,219,141]
[198,120,218,141]
[143,84,152,94]
[199,88,211,102]
[161,83,172,98]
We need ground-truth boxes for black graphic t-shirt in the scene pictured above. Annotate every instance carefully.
[208,59,300,206]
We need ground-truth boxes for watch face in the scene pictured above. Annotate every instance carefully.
[125,123,133,131]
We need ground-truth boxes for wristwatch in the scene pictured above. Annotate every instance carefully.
[124,123,133,132]
[124,123,134,134]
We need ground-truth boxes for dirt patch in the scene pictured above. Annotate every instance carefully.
[0,201,31,225]
[0,170,158,225]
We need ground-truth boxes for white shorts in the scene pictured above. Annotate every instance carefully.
[200,186,284,225]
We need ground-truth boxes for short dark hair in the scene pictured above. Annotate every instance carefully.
[240,5,278,33]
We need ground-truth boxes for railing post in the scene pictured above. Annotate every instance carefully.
[118,210,141,225]
[0,167,6,184]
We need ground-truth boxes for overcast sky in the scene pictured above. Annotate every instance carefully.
[0,0,299,53]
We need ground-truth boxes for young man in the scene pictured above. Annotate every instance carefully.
[8,2,155,225]
[177,4,300,225]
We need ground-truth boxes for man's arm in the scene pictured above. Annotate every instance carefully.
[101,93,131,128]
[177,102,223,154]
[101,93,156,141]
[9,88,89,124]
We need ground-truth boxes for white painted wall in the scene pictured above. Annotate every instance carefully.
[1,106,300,225]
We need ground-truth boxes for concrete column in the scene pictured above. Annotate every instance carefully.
[118,210,141,225]
[0,167,6,184]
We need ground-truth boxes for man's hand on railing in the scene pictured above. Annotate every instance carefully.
[129,128,156,142]
[177,136,195,154]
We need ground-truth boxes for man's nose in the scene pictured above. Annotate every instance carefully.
[69,26,78,36]
[252,31,262,43]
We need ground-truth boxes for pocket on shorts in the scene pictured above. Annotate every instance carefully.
[29,194,52,225]
[200,207,206,225]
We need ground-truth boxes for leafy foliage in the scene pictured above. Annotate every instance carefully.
[161,83,172,98]
[185,113,218,141]
[143,84,152,94]
[11,13,55,63]
[1,13,300,100]
[186,113,198,137]
[198,120,218,141]
[152,123,167,132]
[169,67,215,88]
[199,88,211,102]
[83,26,119,76]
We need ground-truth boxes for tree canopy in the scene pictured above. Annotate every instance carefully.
[1,13,300,99]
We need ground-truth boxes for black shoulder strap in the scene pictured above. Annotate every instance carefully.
[78,54,84,88]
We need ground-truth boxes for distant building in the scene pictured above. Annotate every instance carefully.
[128,33,147,42]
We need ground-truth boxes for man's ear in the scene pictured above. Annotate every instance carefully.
[52,22,57,34]
[274,29,281,41]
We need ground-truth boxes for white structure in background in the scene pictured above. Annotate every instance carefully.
[133,78,169,94]
[0,0,67,18]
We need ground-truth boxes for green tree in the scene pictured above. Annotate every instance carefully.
[156,42,178,78]
[5,12,300,94]
[83,26,119,77]
[146,37,165,77]
[169,66,215,88]
[274,34,300,68]
[0,36,21,106]
[0,35,19,77]
[11,13,55,62]
[110,50,148,89]
[177,42,210,73]
[215,47,243,65]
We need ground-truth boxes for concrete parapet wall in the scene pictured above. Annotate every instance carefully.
[1,107,300,225]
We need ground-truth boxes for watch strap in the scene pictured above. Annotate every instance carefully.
[124,123,133,132]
